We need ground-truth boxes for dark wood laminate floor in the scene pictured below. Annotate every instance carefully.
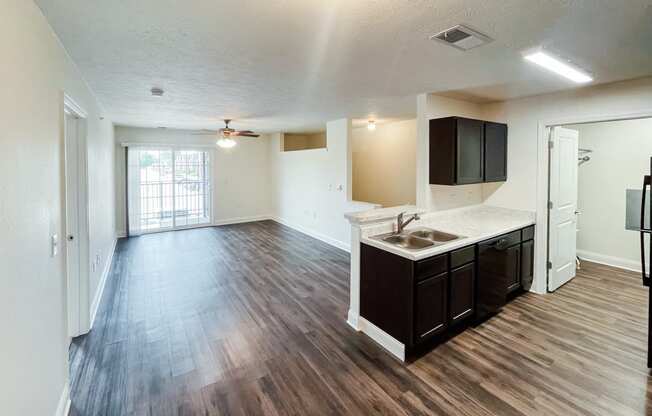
[70,221,652,415]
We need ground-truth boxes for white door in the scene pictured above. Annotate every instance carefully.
[64,111,81,336]
[127,147,212,235]
[548,126,579,291]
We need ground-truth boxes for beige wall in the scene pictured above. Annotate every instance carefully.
[269,121,378,250]
[352,119,416,207]
[567,118,652,270]
[0,0,116,414]
[416,94,487,211]
[114,126,272,235]
[282,132,326,151]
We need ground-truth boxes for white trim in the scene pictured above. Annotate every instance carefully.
[63,93,88,119]
[116,231,127,238]
[63,97,91,337]
[347,309,359,330]
[358,317,406,362]
[89,238,118,330]
[214,215,272,226]
[536,109,652,295]
[577,249,643,273]
[55,382,71,416]
[270,216,350,252]
[121,141,215,148]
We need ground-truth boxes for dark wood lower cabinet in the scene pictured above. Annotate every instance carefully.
[521,239,534,290]
[415,273,448,341]
[360,225,534,358]
[505,244,521,293]
[449,262,475,324]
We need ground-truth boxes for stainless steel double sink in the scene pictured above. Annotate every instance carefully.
[372,227,464,250]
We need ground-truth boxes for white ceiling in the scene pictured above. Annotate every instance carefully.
[36,0,652,133]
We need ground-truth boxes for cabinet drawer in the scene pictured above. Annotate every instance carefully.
[522,225,535,241]
[415,254,448,281]
[450,245,475,269]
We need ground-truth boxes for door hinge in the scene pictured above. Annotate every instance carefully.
[548,140,554,149]
[548,201,553,209]
[547,261,553,270]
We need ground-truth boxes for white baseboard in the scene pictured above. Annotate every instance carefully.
[213,214,272,226]
[577,249,644,273]
[347,309,359,331]
[89,237,118,330]
[55,382,71,416]
[270,216,350,252]
[116,231,127,238]
[358,317,405,362]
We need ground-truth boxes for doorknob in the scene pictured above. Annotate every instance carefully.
[67,235,74,241]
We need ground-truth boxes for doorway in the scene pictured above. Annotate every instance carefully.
[63,95,90,337]
[126,147,212,235]
[546,117,652,292]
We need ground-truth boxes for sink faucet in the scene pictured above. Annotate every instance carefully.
[397,211,420,234]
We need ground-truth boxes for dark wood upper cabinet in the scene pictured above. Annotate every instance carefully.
[429,117,507,185]
[484,122,508,182]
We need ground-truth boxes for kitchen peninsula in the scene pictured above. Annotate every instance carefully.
[345,204,535,361]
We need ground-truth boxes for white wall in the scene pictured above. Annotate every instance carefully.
[416,94,488,211]
[352,119,416,207]
[268,119,378,250]
[0,0,115,414]
[480,76,652,292]
[482,77,652,211]
[566,118,652,270]
[114,126,272,235]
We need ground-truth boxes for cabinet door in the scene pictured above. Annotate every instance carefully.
[521,239,534,291]
[505,244,521,293]
[415,272,447,342]
[449,263,474,325]
[456,118,484,184]
[484,122,508,182]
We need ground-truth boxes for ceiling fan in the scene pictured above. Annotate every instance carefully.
[195,119,260,148]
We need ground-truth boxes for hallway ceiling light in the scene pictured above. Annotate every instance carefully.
[523,51,593,84]
[217,137,236,148]
[367,120,376,131]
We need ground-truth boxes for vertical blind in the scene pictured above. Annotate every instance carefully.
[127,146,212,235]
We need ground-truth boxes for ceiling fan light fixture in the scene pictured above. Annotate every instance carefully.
[367,120,376,131]
[217,137,236,148]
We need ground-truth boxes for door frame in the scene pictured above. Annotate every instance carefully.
[63,93,91,337]
[534,110,652,294]
[121,143,215,236]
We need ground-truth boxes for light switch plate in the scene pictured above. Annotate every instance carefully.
[51,234,58,257]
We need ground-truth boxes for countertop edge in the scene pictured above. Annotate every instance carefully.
[360,220,536,261]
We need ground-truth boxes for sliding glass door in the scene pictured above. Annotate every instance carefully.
[127,147,211,235]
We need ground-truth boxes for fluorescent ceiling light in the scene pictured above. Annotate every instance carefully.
[523,51,593,84]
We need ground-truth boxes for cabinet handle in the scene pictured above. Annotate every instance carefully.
[492,238,509,250]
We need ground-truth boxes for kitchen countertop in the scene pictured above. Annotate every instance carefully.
[345,205,426,225]
[360,205,535,261]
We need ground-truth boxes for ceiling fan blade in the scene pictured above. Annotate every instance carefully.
[237,130,254,134]
[237,133,260,137]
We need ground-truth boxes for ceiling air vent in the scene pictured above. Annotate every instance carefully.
[430,25,492,51]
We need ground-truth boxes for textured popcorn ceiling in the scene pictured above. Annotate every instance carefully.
[36,0,652,132]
